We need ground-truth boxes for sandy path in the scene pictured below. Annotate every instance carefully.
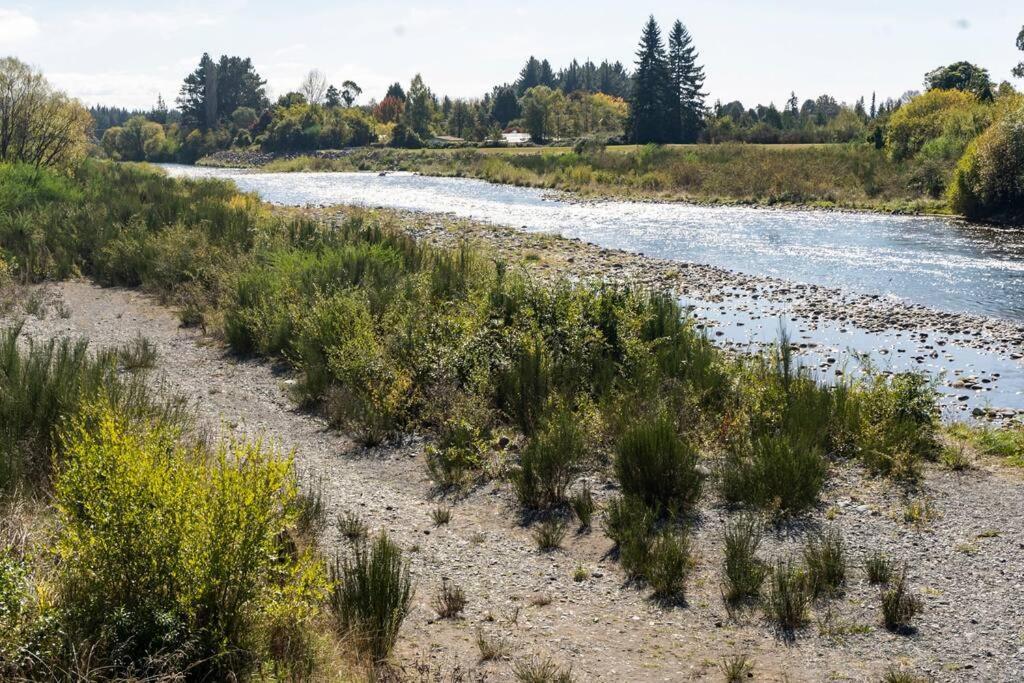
[13,280,1024,682]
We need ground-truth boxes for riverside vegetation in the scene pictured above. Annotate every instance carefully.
[0,160,950,677]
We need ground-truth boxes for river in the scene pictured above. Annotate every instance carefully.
[159,164,1024,418]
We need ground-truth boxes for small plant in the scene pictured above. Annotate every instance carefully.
[337,510,368,542]
[475,627,510,662]
[329,532,414,662]
[614,414,703,516]
[864,551,893,585]
[604,495,656,579]
[718,654,754,682]
[572,565,589,582]
[431,504,452,526]
[722,513,768,604]
[803,528,846,597]
[569,485,594,530]
[903,497,935,528]
[881,665,926,683]
[512,655,574,683]
[294,478,327,539]
[939,442,970,470]
[646,531,691,602]
[763,560,811,632]
[881,566,921,632]
[528,592,552,607]
[533,518,567,551]
[432,578,467,619]
[513,407,587,510]
[118,334,159,371]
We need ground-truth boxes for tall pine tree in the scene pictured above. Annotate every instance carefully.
[668,20,706,143]
[628,16,673,144]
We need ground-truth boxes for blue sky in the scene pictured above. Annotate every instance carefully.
[2,1,1021,110]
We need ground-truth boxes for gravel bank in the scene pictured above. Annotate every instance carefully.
[11,281,1024,681]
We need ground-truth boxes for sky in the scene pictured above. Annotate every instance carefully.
[1,1,1022,110]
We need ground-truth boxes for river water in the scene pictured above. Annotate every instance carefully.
[159,164,1024,417]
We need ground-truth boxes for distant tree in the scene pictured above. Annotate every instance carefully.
[385,82,406,102]
[101,115,166,161]
[178,53,267,129]
[374,95,404,123]
[1015,26,1024,79]
[490,85,520,127]
[539,59,556,88]
[628,16,673,144]
[300,69,328,104]
[521,86,565,142]
[340,80,362,107]
[448,100,473,138]
[150,94,169,124]
[0,57,92,167]
[277,92,307,108]
[925,61,993,99]
[324,85,341,108]
[667,20,706,143]
[403,74,434,138]
[231,106,257,129]
[516,56,542,95]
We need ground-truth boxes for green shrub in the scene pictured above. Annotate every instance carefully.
[646,531,692,602]
[0,324,181,492]
[720,434,826,513]
[948,100,1024,219]
[53,401,324,678]
[762,560,811,631]
[569,484,595,530]
[497,337,552,433]
[603,495,657,579]
[533,518,567,551]
[886,89,990,162]
[881,566,921,632]
[432,578,467,618]
[614,415,702,516]
[722,514,768,604]
[329,532,413,662]
[865,551,893,585]
[803,528,847,597]
[514,407,587,510]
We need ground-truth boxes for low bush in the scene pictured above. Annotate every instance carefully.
[881,566,921,632]
[722,514,768,604]
[803,528,847,597]
[533,518,568,551]
[514,406,587,510]
[720,434,826,513]
[53,401,325,679]
[864,551,893,585]
[646,531,692,602]
[432,578,467,619]
[329,532,413,662]
[614,415,703,517]
[569,484,595,530]
[762,560,811,632]
[513,655,574,683]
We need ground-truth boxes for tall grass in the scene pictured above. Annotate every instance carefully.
[329,532,413,663]
[614,415,703,517]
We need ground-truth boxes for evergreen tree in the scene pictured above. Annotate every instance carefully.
[403,74,434,138]
[385,82,406,102]
[539,59,556,87]
[177,53,267,130]
[629,16,673,144]
[517,57,542,95]
[870,91,877,119]
[490,85,520,127]
[1016,26,1024,79]
[667,20,706,143]
[324,85,341,108]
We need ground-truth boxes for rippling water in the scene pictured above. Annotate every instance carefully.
[161,164,1024,321]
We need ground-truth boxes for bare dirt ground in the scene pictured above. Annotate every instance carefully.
[12,280,1024,682]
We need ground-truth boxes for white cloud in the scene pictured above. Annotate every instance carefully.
[0,9,40,44]
[50,70,180,109]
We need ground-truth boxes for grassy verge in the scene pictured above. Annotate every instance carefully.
[213,143,950,214]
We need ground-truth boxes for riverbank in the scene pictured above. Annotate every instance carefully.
[284,203,1024,421]
[198,144,950,216]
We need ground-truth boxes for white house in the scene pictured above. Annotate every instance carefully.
[501,128,531,145]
